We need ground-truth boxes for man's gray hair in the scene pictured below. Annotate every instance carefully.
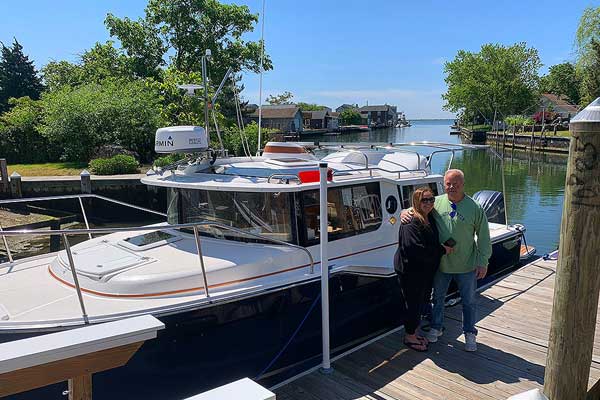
[445,169,465,182]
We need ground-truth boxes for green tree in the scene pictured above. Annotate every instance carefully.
[42,42,141,91]
[104,0,272,78]
[575,6,600,69]
[40,80,163,162]
[580,39,600,105]
[339,109,361,125]
[540,62,581,104]
[267,91,293,105]
[41,60,83,91]
[443,42,542,123]
[0,97,54,163]
[0,39,44,113]
[297,102,326,111]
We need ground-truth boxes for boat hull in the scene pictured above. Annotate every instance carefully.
[3,234,522,399]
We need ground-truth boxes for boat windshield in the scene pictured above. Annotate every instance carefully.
[167,188,295,243]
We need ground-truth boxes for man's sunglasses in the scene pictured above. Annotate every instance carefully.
[421,197,435,204]
[449,202,457,218]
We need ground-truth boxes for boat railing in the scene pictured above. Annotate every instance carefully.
[0,194,315,325]
[266,141,489,181]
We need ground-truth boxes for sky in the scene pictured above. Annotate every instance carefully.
[0,0,596,118]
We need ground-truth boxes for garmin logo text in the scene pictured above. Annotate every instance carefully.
[156,139,174,147]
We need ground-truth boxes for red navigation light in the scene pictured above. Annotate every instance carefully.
[298,169,333,183]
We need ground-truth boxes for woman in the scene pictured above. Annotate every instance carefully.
[394,187,452,351]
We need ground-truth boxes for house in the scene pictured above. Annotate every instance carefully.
[248,105,303,133]
[329,112,339,130]
[336,104,358,113]
[302,110,339,130]
[358,105,398,127]
[539,93,579,119]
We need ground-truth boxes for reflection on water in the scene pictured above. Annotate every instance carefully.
[317,120,566,254]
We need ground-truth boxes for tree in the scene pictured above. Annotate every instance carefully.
[267,91,293,105]
[443,42,542,123]
[580,39,600,105]
[297,102,326,111]
[40,80,163,162]
[104,0,272,79]
[575,7,600,69]
[0,39,44,113]
[540,63,581,105]
[339,109,361,125]
[0,97,54,163]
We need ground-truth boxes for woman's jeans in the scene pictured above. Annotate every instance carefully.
[430,269,478,334]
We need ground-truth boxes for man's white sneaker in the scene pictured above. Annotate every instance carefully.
[425,328,443,343]
[465,332,477,352]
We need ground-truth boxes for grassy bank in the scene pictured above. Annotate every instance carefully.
[7,162,88,176]
[6,162,152,177]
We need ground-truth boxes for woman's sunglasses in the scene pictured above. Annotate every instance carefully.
[421,197,435,204]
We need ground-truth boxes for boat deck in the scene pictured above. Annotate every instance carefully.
[274,257,600,399]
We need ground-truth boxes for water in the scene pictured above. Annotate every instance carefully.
[318,119,566,254]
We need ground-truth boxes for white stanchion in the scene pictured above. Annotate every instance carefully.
[319,162,332,373]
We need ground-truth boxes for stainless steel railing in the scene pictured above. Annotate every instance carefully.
[0,194,315,324]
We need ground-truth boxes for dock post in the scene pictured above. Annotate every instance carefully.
[319,162,332,373]
[9,172,22,198]
[0,159,8,193]
[80,170,91,194]
[543,97,600,400]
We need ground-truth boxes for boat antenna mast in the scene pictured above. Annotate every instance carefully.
[257,0,266,156]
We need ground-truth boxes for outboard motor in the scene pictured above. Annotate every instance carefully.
[473,190,506,224]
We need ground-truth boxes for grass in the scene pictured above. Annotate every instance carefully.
[7,162,152,177]
[7,162,88,177]
[495,130,571,138]
[466,124,492,131]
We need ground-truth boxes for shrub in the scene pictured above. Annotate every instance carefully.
[40,79,162,162]
[221,121,277,156]
[153,153,184,168]
[0,97,59,163]
[88,154,139,175]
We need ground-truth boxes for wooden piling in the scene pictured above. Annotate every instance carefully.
[0,159,8,193]
[543,98,600,400]
[9,172,22,198]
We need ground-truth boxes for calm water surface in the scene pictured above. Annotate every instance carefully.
[318,119,566,254]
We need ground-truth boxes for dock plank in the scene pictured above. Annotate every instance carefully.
[274,258,600,399]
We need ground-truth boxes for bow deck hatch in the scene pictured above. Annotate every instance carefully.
[58,241,153,280]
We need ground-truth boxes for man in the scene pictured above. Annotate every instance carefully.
[401,169,492,352]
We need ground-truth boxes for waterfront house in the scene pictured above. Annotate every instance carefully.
[302,110,339,130]
[358,105,398,127]
[248,105,303,133]
[539,94,579,119]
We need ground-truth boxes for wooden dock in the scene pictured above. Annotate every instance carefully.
[274,257,600,399]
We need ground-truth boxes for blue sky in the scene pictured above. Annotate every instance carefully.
[1,0,596,118]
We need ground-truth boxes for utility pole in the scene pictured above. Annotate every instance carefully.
[544,97,600,399]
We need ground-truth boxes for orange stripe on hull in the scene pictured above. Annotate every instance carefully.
[48,242,397,298]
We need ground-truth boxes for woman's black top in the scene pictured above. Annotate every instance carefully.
[394,213,445,279]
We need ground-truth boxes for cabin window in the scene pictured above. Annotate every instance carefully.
[300,183,382,246]
[167,188,295,243]
[398,182,439,209]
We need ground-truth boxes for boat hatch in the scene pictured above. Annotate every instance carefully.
[120,231,181,251]
[58,241,154,280]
